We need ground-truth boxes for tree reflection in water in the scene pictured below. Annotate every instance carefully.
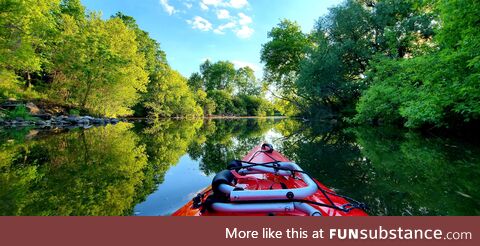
[0,119,478,215]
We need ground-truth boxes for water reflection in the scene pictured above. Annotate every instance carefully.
[0,119,478,215]
[0,123,149,215]
[277,122,480,216]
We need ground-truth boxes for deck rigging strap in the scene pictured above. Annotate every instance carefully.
[232,148,368,213]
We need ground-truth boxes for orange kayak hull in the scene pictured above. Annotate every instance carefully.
[173,145,368,216]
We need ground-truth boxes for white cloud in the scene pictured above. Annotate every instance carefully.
[220,21,237,30]
[228,0,248,9]
[202,0,224,7]
[200,2,209,10]
[213,21,237,34]
[235,25,254,38]
[159,0,176,15]
[184,2,193,9]
[190,1,252,38]
[187,16,213,31]
[200,0,249,9]
[216,9,230,19]
[238,12,252,25]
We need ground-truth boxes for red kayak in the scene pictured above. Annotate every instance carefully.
[173,144,368,216]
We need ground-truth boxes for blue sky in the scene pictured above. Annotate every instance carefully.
[81,0,343,78]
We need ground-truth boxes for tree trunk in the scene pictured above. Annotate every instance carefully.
[81,82,92,109]
[25,72,31,88]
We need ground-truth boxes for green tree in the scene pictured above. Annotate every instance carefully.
[194,89,216,116]
[372,0,436,58]
[260,19,311,110]
[355,0,479,128]
[297,0,373,117]
[0,0,59,97]
[235,67,261,96]
[188,72,204,91]
[113,12,168,78]
[194,60,272,116]
[144,69,202,118]
[201,60,236,92]
[49,14,149,116]
[59,0,85,21]
[207,90,234,115]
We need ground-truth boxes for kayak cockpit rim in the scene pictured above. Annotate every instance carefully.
[217,161,318,202]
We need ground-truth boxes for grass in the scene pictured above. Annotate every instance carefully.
[3,105,37,121]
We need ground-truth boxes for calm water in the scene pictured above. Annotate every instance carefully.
[0,119,479,216]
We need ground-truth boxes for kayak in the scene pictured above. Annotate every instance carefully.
[173,143,368,216]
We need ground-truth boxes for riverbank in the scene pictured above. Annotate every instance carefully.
[0,115,289,128]
[0,115,123,128]
[0,100,289,129]
[0,100,125,128]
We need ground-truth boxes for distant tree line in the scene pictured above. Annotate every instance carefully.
[0,0,274,118]
[188,60,275,117]
[261,0,479,129]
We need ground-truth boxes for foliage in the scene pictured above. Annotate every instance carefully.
[69,109,80,116]
[48,14,148,117]
[207,90,235,115]
[237,95,274,117]
[200,60,236,92]
[144,69,203,118]
[371,0,436,58]
[260,19,311,111]
[259,0,478,129]
[0,123,151,215]
[4,105,36,120]
[194,89,216,116]
[0,0,59,97]
[297,0,373,117]
[275,120,480,215]
[0,69,42,99]
[235,67,262,96]
[355,0,480,128]
[0,2,201,118]
[0,0,59,73]
[190,59,273,116]
[261,19,311,94]
[188,72,204,91]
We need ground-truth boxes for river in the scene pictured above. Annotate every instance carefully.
[0,118,478,216]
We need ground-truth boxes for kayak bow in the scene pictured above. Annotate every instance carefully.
[173,143,368,216]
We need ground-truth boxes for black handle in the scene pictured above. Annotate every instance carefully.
[261,143,274,153]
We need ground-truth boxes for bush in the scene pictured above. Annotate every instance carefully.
[207,90,235,115]
[5,105,36,120]
[69,109,81,116]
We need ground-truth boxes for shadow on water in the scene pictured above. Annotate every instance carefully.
[0,119,478,215]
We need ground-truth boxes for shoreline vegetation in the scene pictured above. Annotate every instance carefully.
[0,99,288,128]
[1,0,479,132]
[259,0,479,130]
[1,0,277,125]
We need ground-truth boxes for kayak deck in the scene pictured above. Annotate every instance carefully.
[173,144,368,216]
